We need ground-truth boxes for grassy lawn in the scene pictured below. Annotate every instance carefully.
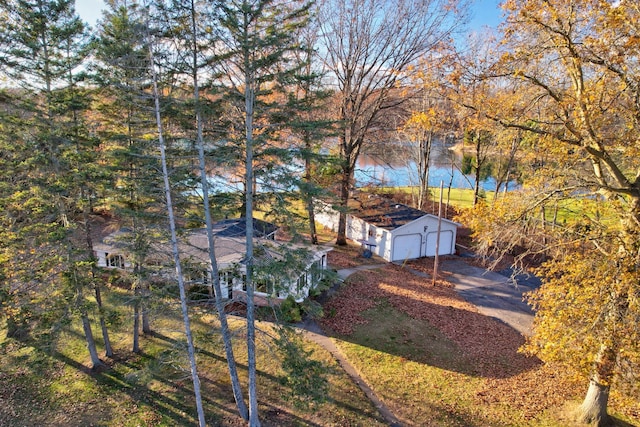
[3,214,637,426]
[0,288,386,426]
[374,186,493,210]
[318,259,640,427]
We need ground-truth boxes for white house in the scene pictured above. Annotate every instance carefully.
[315,194,459,262]
[94,219,331,304]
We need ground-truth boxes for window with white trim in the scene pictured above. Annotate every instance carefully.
[106,254,125,269]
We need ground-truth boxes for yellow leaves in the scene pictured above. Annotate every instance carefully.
[525,251,640,389]
[404,109,438,131]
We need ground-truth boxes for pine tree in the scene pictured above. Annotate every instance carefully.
[143,2,207,423]
[0,0,105,368]
[285,26,334,244]
[164,0,250,419]
[213,1,312,424]
[92,0,162,353]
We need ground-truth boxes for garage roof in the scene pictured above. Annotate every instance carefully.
[348,193,430,230]
[349,193,428,230]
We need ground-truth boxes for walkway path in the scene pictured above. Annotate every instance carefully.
[300,315,402,427]
[335,263,386,280]
[298,263,404,426]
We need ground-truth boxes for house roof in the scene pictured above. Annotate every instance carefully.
[184,230,311,268]
[348,193,457,230]
[95,220,330,270]
[211,218,278,239]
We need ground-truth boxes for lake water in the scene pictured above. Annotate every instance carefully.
[355,143,518,192]
[205,142,518,194]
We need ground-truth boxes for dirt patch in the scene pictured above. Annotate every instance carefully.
[326,243,382,269]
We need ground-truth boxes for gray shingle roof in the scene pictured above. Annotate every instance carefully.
[348,193,428,230]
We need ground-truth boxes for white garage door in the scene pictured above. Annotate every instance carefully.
[392,234,422,261]
[425,230,453,256]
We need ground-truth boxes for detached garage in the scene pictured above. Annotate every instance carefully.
[315,194,460,262]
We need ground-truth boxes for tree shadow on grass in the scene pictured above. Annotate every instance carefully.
[52,350,208,425]
[153,324,388,426]
[610,418,638,427]
[149,331,331,427]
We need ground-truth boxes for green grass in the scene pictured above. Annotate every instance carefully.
[375,186,494,210]
[0,290,386,427]
[326,296,638,427]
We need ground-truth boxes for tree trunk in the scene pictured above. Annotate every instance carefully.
[417,132,433,211]
[147,25,207,425]
[147,35,206,426]
[75,273,104,370]
[446,156,455,218]
[577,344,615,426]
[244,37,261,427]
[189,1,248,418]
[578,380,611,426]
[81,312,103,370]
[142,283,151,335]
[305,155,318,245]
[94,284,114,358]
[81,189,113,358]
[306,196,318,245]
[132,284,140,353]
[473,133,481,206]
[336,161,351,246]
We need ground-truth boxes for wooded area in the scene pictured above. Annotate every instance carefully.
[0,0,638,426]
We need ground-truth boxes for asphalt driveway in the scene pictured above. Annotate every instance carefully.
[440,258,541,336]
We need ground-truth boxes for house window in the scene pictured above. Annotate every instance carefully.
[219,271,228,287]
[255,276,273,294]
[219,270,233,299]
[200,270,209,285]
[368,227,375,238]
[106,254,125,269]
[296,272,308,292]
[310,260,323,285]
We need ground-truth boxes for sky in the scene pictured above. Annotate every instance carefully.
[75,0,104,27]
[469,0,504,30]
[75,0,505,30]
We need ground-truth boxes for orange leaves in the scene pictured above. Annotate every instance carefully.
[320,262,539,377]
[404,109,438,131]
[524,251,640,397]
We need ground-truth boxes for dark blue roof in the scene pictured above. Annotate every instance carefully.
[349,193,427,230]
[212,218,278,239]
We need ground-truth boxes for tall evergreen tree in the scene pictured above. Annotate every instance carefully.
[162,0,251,419]
[213,1,312,424]
[144,2,206,422]
[93,0,162,352]
[0,0,105,368]
[286,24,334,244]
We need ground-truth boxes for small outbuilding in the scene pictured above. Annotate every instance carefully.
[315,194,459,262]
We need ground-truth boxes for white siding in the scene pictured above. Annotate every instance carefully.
[314,202,341,231]
[314,202,458,262]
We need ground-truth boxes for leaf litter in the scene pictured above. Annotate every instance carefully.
[319,260,584,421]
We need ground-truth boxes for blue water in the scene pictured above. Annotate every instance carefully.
[203,143,519,194]
[354,144,519,192]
